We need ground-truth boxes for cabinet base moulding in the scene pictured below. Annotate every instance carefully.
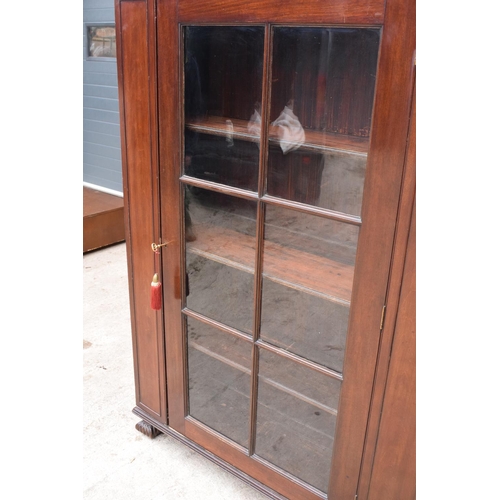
[131,407,288,500]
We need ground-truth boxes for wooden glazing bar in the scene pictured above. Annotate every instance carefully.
[189,339,340,417]
[184,313,338,414]
[180,175,259,201]
[262,194,362,226]
[248,343,260,457]
[248,23,272,458]
[258,25,273,199]
[182,308,253,343]
[256,340,343,381]
[187,338,337,415]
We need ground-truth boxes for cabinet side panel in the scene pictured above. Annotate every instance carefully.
[367,200,416,500]
[357,71,415,499]
[116,0,164,419]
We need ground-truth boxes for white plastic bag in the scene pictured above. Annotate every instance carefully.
[271,105,305,154]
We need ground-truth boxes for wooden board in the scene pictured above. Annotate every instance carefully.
[186,116,369,156]
[187,223,354,303]
[83,187,125,252]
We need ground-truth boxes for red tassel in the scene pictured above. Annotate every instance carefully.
[150,273,162,310]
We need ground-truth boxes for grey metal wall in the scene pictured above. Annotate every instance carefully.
[83,0,122,193]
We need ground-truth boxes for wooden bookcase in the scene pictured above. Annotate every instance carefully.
[115,1,415,499]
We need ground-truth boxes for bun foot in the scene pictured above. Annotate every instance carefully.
[135,420,161,439]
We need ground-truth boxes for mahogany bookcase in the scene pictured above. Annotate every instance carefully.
[115,0,415,498]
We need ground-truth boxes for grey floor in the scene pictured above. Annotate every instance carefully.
[83,242,268,499]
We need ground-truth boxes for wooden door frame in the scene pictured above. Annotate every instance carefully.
[154,0,416,498]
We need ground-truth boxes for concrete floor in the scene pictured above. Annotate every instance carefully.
[83,242,269,499]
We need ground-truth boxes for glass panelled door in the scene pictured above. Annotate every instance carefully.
[180,25,380,495]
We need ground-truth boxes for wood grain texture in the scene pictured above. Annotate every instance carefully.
[126,0,417,497]
[327,0,415,498]
[116,0,166,421]
[179,0,384,24]
[357,68,416,500]
[83,187,123,216]
[184,418,325,500]
[83,187,125,252]
[367,200,415,500]
[157,0,186,432]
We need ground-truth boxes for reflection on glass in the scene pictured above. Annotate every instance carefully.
[255,349,340,492]
[260,204,359,371]
[267,148,367,217]
[185,187,257,333]
[184,26,264,191]
[187,317,252,447]
[87,26,116,58]
[267,27,380,213]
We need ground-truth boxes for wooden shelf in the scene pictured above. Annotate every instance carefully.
[187,224,354,304]
[186,116,369,156]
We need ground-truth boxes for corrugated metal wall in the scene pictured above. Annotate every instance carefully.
[83,0,122,193]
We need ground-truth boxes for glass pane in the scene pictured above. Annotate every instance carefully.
[185,187,257,334]
[87,26,116,58]
[187,317,252,447]
[267,27,380,215]
[261,279,349,372]
[255,349,341,493]
[184,26,265,191]
[260,204,359,372]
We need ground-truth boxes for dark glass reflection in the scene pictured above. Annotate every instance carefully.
[260,204,359,372]
[255,349,340,492]
[267,27,380,214]
[187,317,252,447]
[185,187,257,334]
[184,26,264,191]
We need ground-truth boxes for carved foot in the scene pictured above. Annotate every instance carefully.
[135,420,161,439]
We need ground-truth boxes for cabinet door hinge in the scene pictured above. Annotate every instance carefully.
[380,305,386,331]
[354,494,358,500]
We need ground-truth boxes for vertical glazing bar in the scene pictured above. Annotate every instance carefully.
[248,24,272,456]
